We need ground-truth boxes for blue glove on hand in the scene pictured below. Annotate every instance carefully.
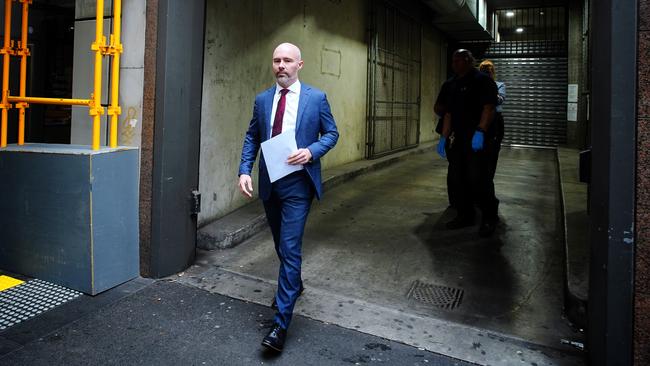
[472,130,484,152]
[437,136,447,158]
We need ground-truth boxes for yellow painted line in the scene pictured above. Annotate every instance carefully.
[0,275,24,291]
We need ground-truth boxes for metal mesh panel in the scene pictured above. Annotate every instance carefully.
[0,279,82,331]
[366,1,421,159]
[407,280,464,310]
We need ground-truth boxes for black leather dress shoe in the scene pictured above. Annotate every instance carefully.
[445,216,475,230]
[271,282,304,310]
[479,220,497,237]
[261,323,287,352]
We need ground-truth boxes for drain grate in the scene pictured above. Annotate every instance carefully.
[406,280,464,310]
[0,279,82,331]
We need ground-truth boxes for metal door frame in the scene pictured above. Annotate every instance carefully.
[587,0,637,364]
[148,0,206,278]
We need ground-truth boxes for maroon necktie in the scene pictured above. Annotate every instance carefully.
[271,89,290,137]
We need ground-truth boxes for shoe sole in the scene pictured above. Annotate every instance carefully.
[261,340,283,352]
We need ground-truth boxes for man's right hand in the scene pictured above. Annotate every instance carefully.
[238,174,254,198]
[437,136,447,159]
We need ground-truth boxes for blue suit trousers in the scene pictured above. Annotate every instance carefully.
[262,170,314,329]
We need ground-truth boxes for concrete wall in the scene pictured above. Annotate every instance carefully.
[71,0,146,148]
[198,0,366,225]
[117,0,146,147]
[198,0,447,225]
[420,27,447,143]
[567,0,588,148]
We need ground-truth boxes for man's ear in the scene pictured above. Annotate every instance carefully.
[298,60,304,70]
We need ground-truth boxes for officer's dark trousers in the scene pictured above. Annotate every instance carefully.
[446,161,460,208]
[447,138,499,222]
[486,112,504,210]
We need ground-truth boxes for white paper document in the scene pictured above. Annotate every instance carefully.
[261,130,303,183]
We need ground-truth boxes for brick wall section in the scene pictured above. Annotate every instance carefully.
[636,0,650,364]
[139,0,159,277]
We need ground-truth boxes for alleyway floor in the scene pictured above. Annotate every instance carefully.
[0,148,586,366]
[179,148,585,365]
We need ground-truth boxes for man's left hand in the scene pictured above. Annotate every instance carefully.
[287,148,312,165]
[472,130,484,152]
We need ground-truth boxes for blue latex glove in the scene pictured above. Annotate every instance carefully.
[437,136,447,158]
[472,130,484,151]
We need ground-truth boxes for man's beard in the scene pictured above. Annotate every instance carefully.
[276,74,291,86]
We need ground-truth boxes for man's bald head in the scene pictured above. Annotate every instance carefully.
[272,42,304,88]
[273,42,302,61]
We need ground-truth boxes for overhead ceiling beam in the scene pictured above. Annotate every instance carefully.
[490,0,566,9]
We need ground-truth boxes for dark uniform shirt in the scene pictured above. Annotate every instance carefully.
[444,68,498,141]
[434,80,452,134]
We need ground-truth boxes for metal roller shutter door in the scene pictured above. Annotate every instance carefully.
[490,57,567,147]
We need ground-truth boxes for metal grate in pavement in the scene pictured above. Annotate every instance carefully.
[406,280,464,310]
[0,279,82,331]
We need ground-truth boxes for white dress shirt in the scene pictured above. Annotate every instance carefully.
[270,80,301,138]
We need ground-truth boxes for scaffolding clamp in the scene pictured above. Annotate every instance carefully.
[107,105,121,116]
[2,40,16,56]
[88,94,104,117]
[17,0,33,5]
[103,35,123,56]
[90,36,107,52]
[15,41,30,57]
[0,92,12,110]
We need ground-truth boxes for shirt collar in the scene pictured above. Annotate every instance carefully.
[276,80,301,95]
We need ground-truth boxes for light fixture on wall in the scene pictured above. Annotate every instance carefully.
[516,27,524,33]
[506,11,515,17]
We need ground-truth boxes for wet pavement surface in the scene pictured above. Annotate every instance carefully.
[191,148,583,350]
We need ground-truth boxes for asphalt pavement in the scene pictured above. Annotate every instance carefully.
[0,279,474,366]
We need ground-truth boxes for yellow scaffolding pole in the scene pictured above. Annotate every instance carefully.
[0,0,120,150]
[107,0,122,148]
[8,96,92,106]
[90,0,106,151]
[16,0,31,146]
[1,0,12,148]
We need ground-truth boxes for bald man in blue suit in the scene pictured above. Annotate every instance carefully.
[238,42,339,352]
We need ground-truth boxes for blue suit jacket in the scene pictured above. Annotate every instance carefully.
[239,83,339,201]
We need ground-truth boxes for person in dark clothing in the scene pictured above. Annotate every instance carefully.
[478,60,506,217]
[434,79,458,209]
[437,49,499,237]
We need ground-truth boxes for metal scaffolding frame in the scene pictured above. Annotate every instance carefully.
[0,0,123,150]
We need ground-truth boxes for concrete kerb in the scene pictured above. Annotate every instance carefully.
[555,147,588,329]
[197,142,436,250]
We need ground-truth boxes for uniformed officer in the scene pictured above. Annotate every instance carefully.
[436,49,499,237]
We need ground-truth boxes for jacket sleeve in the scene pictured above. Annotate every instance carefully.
[307,93,339,161]
[238,99,261,176]
[497,82,506,105]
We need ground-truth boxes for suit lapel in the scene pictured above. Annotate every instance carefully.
[295,84,311,133]
[263,87,275,140]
